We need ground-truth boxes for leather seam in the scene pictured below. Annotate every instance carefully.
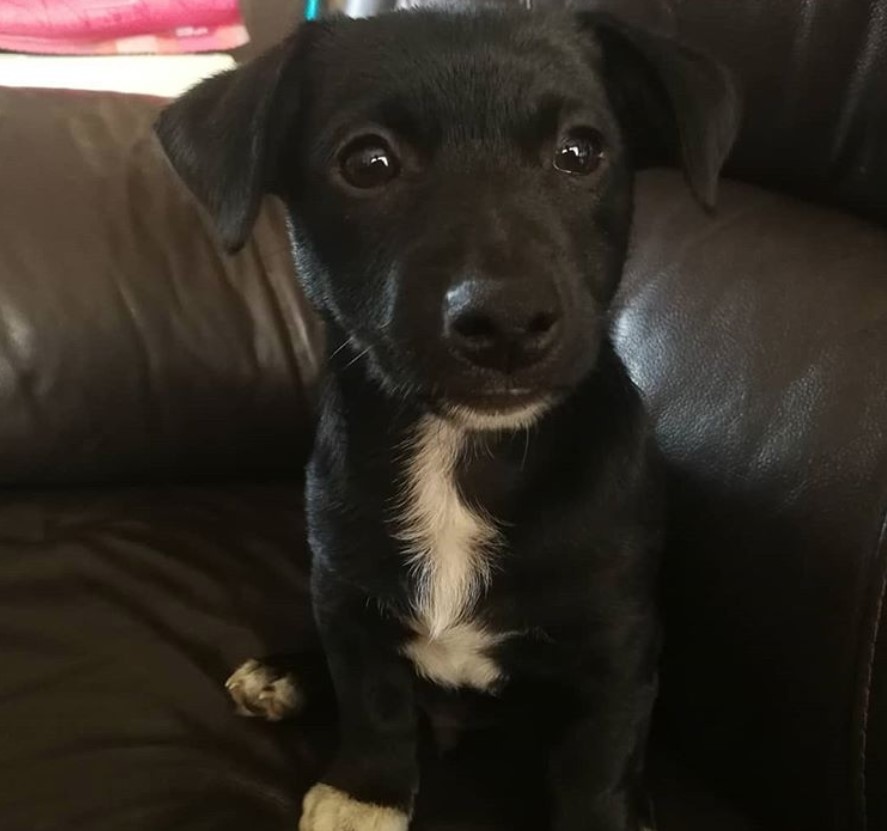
[858,503,887,831]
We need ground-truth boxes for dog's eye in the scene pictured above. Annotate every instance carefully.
[553,129,605,176]
[339,138,400,189]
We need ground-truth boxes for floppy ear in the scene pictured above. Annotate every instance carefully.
[580,13,741,208]
[154,30,307,252]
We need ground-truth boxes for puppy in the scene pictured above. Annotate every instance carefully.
[156,7,738,831]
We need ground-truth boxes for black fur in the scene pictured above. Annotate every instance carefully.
[156,8,738,830]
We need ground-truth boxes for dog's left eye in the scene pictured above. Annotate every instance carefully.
[339,138,401,190]
[553,129,605,176]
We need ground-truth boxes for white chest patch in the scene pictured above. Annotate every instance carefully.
[403,619,506,690]
[393,416,504,690]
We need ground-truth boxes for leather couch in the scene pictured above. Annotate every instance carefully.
[0,1,884,829]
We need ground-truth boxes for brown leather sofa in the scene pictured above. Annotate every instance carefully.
[0,1,885,830]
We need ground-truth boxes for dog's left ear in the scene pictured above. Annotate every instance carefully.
[154,28,309,252]
[580,13,741,207]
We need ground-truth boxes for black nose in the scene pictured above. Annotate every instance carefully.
[444,278,562,374]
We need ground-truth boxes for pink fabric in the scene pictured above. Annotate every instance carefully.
[0,1,242,38]
[0,1,247,54]
[0,25,248,56]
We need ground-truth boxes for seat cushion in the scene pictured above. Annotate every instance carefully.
[0,481,764,831]
[0,484,319,831]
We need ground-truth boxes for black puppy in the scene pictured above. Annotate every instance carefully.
[156,7,737,831]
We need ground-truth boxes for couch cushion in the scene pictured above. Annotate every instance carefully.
[0,86,320,486]
[0,484,318,831]
[0,482,765,831]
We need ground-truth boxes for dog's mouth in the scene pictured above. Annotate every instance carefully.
[363,336,581,431]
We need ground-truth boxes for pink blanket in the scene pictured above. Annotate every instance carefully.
[0,0,247,55]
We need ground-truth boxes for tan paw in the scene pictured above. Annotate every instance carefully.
[299,783,409,831]
[225,658,303,721]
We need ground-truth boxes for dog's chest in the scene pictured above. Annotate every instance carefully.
[394,417,505,691]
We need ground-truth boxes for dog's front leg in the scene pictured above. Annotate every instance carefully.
[300,567,418,831]
[549,682,657,831]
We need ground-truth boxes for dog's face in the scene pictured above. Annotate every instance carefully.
[157,10,738,428]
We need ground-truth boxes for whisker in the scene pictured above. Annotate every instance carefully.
[521,425,531,470]
[329,340,351,359]
[342,346,371,370]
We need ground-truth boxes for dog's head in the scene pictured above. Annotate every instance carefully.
[156,9,738,429]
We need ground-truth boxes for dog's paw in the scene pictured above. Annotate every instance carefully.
[225,658,304,721]
[299,784,409,831]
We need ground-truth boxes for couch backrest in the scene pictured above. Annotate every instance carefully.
[0,87,321,485]
[664,0,887,226]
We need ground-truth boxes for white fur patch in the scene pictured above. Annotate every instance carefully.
[299,783,409,831]
[395,416,498,636]
[403,619,505,690]
[448,399,550,432]
[225,658,303,722]
[392,416,507,691]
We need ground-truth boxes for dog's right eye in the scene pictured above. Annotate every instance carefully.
[339,138,401,190]
[553,128,605,176]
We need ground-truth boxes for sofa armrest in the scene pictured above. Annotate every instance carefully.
[616,171,887,831]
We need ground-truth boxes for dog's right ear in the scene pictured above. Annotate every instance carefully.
[154,30,308,252]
